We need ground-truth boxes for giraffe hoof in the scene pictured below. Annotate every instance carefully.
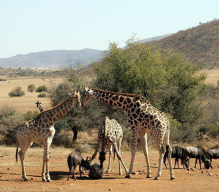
[171,176,175,180]
[154,177,160,180]
[125,175,131,178]
[22,176,28,181]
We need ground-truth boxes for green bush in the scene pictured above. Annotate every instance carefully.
[38,93,47,97]
[23,111,39,121]
[36,85,48,92]
[27,84,36,92]
[9,86,25,97]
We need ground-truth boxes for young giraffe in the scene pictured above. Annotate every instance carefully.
[90,116,128,175]
[16,90,81,182]
[82,86,175,180]
[36,101,44,112]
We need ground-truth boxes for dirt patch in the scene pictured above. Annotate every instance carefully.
[1,146,219,192]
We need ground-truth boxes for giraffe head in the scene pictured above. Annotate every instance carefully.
[81,86,93,107]
[70,90,81,107]
[98,151,106,169]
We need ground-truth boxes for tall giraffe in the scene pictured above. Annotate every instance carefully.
[82,87,175,180]
[90,116,128,175]
[16,90,81,182]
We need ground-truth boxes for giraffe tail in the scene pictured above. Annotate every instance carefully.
[16,146,19,162]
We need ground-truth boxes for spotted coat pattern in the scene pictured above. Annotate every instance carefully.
[90,117,128,175]
[82,87,175,180]
[16,90,81,182]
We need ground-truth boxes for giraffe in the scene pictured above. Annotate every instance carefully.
[16,90,81,182]
[36,101,44,112]
[89,116,128,175]
[82,86,175,180]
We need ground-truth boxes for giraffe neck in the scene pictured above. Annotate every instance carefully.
[41,96,76,124]
[91,89,143,112]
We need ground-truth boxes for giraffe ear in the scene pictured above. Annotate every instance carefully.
[85,86,89,92]
[105,116,110,122]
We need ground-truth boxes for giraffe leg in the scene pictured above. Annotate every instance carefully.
[154,129,175,180]
[161,130,175,180]
[90,142,101,163]
[166,145,175,180]
[139,133,152,178]
[106,145,112,173]
[18,142,31,181]
[42,141,52,182]
[117,138,124,175]
[154,144,165,180]
[113,141,128,175]
[125,127,138,178]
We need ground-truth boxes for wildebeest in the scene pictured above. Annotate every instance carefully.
[182,146,211,170]
[67,149,91,180]
[207,148,219,169]
[163,146,184,168]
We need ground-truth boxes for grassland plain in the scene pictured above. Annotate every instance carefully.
[0,76,64,113]
[0,69,218,113]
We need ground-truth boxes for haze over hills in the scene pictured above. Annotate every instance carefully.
[0,49,103,69]
[135,33,173,44]
[0,35,171,69]
[150,19,219,69]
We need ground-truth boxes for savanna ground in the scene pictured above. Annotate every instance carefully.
[1,146,219,192]
[1,69,219,191]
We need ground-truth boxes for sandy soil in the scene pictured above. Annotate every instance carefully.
[1,146,219,192]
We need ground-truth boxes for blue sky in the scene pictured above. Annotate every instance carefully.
[0,0,218,58]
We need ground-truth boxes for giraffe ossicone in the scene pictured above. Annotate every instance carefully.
[82,87,175,180]
[16,90,81,182]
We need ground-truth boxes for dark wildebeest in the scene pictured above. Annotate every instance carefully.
[163,146,184,168]
[67,149,91,180]
[207,148,219,169]
[182,146,211,170]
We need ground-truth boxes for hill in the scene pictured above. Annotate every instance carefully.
[136,33,173,44]
[0,49,103,69]
[150,19,219,69]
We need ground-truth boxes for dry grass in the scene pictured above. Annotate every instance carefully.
[0,70,218,113]
[0,76,64,113]
[200,69,219,86]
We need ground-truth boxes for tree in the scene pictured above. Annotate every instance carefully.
[94,38,208,142]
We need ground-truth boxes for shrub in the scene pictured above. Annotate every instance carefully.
[9,86,25,97]
[36,85,48,92]
[23,111,39,121]
[0,107,23,145]
[27,84,36,92]
[38,93,47,97]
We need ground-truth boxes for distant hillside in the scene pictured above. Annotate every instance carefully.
[136,34,173,43]
[0,49,103,69]
[150,19,219,69]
